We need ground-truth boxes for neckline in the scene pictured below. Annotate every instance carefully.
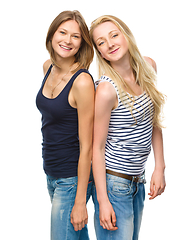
[127,91,146,99]
[41,67,81,100]
[100,75,145,98]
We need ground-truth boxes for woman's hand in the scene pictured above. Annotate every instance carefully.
[70,202,88,231]
[148,169,166,200]
[99,200,118,231]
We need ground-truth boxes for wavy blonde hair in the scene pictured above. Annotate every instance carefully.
[90,15,165,128]
[46,10,94,72]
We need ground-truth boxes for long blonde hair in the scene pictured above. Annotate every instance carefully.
[90,15,165,128]
[46,10,94,72]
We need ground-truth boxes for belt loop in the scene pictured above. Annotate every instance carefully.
[131,176,135,185]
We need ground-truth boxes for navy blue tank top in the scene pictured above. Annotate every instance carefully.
[36,65,93,178]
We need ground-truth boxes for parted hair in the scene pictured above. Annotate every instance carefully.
[46,10,94,72]
[90,15,165,128]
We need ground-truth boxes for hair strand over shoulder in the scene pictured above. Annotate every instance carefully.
[90,15,166,128]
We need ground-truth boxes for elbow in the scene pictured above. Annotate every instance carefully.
[92,144,105,163]
[80,143,93,163]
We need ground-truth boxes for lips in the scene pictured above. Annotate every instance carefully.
[109,48,120,54]
[60,45,72,51]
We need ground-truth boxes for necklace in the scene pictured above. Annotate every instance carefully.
[50,66,72,98]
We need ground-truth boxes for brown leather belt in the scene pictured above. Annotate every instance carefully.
[106,169,146,183]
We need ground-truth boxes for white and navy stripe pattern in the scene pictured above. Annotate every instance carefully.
[96,76,154,176]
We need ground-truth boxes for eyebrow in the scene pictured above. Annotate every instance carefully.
[59,28,81,35]
[96,30,119,42]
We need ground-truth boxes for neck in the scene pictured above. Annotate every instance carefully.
[54,55,76,73]
[110,55,135,83]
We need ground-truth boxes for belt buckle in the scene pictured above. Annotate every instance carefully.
[133,176,140,182]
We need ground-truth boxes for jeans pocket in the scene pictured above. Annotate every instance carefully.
[112,182,133,196]
[55,178,77,192]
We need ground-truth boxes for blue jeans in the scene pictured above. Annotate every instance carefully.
[92,173,145,240]
[47,175,93,240]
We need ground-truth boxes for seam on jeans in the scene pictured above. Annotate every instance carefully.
[66,201,74,240]
[66,183,79,240]
[132,183,138,198]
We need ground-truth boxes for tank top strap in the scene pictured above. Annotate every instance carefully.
[66,69,93,91]
[41,64,53,87]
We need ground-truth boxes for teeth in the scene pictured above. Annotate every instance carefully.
[60,45,71,50]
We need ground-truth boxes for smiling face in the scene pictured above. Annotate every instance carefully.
[92,21,130,64]
[51,20,82,62]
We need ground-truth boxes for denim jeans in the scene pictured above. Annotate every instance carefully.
[92,173,145,240]
[47,174,93,240]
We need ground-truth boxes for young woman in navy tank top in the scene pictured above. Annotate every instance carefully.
[36,11,94,240]
[90,16,166,240]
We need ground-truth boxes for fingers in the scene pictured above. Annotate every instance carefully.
[149,182,154,199]
[70,203,89,231]
[71,215,88,231]
[149,169,166,200]
[100,220,118,231]
[149,187,158,200]
[149,183,166,200]
[100,211,118,231]
[111,211,117,228]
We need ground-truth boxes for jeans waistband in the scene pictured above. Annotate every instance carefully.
[106,169,146,184]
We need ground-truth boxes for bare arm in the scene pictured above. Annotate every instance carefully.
[93,82,118,231]
[149,127,166,200]
[144,57,166,199]
[70,73,95,231]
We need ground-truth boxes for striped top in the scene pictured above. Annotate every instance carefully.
[95,75,154,176]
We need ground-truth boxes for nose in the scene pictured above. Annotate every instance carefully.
[64,34,71,45]
[107,38,114,48]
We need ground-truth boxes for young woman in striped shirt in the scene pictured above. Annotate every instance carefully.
[90,15,166,240]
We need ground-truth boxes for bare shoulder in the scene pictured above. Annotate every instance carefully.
[43,59,52,75]
[71,72,95,108]
[74,72,94,90]
[96,81,117,105]
[143,56,157,72]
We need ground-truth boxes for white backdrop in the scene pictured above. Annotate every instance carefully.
[1,0,193,239]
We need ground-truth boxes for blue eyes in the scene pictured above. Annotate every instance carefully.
[98,34,118,46]
[99,42,104,46]
[59,31,80,39]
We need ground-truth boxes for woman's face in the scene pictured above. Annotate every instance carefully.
[52,20,82,61]
[93,21,130,64]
